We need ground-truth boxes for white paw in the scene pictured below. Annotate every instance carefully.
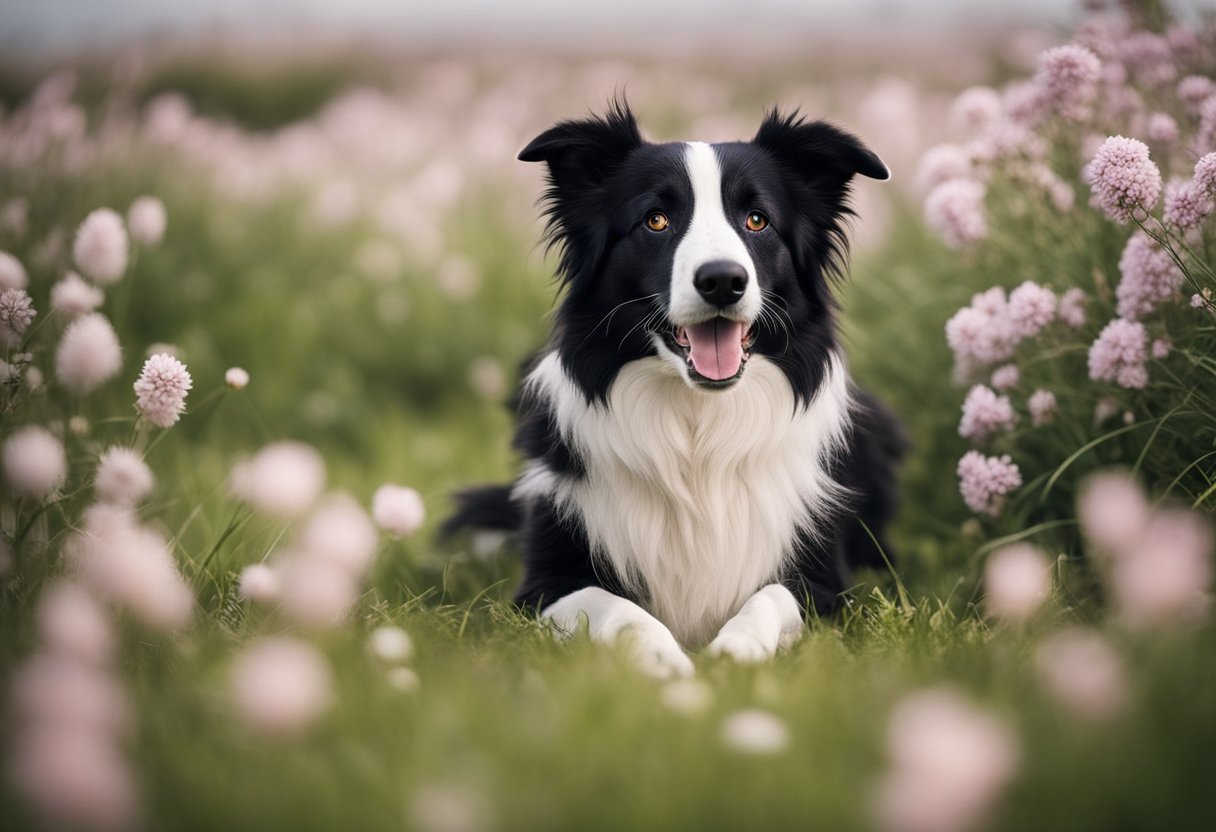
[707,629,775,664]
[625,626,695,679]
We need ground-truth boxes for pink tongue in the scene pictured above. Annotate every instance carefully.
[686,318,745,381]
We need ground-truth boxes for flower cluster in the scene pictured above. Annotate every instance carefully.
[957,451,1023,517]
[1087,318,1148,389]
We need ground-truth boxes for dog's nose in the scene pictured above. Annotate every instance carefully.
[693,260,748,308]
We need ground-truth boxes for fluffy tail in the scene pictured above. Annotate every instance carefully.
[439,484,521,538]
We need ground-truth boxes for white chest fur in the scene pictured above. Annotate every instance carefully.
[518,352,853,647]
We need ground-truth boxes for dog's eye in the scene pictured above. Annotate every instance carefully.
[645,212,670,232]
[745,211,769,232]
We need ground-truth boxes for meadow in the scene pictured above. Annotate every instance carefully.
[2,4,1216,830]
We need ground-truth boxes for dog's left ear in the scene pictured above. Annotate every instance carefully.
[518,100,643,193]
[754,110,890,188]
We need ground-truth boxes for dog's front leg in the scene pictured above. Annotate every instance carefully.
[706,584,805,663]
[543,587,694,679]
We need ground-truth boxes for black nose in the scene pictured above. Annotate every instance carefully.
[693,260,748,307]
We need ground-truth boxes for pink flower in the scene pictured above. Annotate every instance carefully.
[56,313,123,395]
[959,385,1017,441]
[1177,75,1216,112]
[8,726,141,832]
[277,553,360,628]
[1057,288,1087,328]
[0,288,36,344]
[1111,509,1213,629]
[1035,629,1128,721]
[1162,179,1213,229]
[64,504,193,631]
[984,543,1051,621]
[50,272,104,318]
[94,447,153,506]
[230,637,332,737]
[925,178,987,249]
[990,364,1018,391]
[950,87,1003,130]
[1028,389,1057,426]
[945,289,1017,371]
[1007,281,1056,338]
[1192,152,1216,194]
[1151,338,1171,359]
[1119,31,1175,86]
[133,353,192,427]
[36,581,115,666]
[1088,318,1148,388]
[1035,44,1101,121]
[1192,289,1212,308]
[299,493,378,577]
[1077,471,1150,556]
[957,451,1022,516]
[1002,80,1048,126]
[229,441,325,519]
[126,196,166,246]
[0,250,28,290]
[875,687,1019,832]
[1145,112,1178,144]
[237,564,279,603]
[73,208,129,285]
[3,425,67,499]
[1087,136,1162,223]
[10,653,131,736]
[372,484,426,537]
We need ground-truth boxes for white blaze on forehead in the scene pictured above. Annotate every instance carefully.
[669,142,762,325]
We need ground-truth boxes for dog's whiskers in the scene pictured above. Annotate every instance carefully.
[578,293,662,349]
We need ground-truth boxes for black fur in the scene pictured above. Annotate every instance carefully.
[445,101,904,622]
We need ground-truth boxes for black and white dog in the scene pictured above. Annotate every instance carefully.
[446,102,904,676]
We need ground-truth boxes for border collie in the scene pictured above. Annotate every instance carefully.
[445,102,904,677]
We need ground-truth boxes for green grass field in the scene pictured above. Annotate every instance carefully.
[2,21,1216,832]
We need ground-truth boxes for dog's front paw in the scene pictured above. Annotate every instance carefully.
[706,628,775,663]
[624,626,695,679]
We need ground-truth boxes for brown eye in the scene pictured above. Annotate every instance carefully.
[745,211,769,232]
[645,212,670,232]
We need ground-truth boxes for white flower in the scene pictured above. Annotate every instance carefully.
[719,709,789,754]
[126,196,166,246]
[224,367,249,389]
[276,554,359,628]
[3,425,67,499]
[230,637,332,737]
[55,313,123,395]
[237,564,279,603]
[369,626,414,663]
[1035,628,1128,721]
[299,493,378,576]
[372,484,425,537]
[93,447,154,506]
[73,208,129,284]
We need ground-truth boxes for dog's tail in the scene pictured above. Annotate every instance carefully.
[439,483,522,539]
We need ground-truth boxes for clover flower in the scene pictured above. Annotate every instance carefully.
[56,313,122,395]
[1115,232,1182,321]
[1162,179,1213,229]
[93,447,154,506]
[237,564,279,603]
[372,484,426,537]
[1007,281,1056,339]
[990,364,1019,391]
[0,288,36,343]
[0,250,28,290]
[133,353,191,427]
[126,196,166,246]
[224,367,249,389]
[73,209,129,285]
[229,637,332,737]
[950,86,1003,130]
[3,425,67,499]
[984,544,1051,622]
[1177,75,1216,112]
[1035,629,1128,721]
[1192,152,1216,194]
[1088,136,1161,223]
[229,441,325,519]
[1057,288,1087,328]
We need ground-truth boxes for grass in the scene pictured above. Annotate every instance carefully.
[2,38,1216,832]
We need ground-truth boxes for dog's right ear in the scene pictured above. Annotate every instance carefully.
[518,100,642,192]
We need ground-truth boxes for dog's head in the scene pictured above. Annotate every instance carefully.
[520,101,887,397]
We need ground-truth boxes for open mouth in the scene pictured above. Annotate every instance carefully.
[665,318,755,388]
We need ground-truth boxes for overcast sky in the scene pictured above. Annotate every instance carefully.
[0,0,1094,51]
